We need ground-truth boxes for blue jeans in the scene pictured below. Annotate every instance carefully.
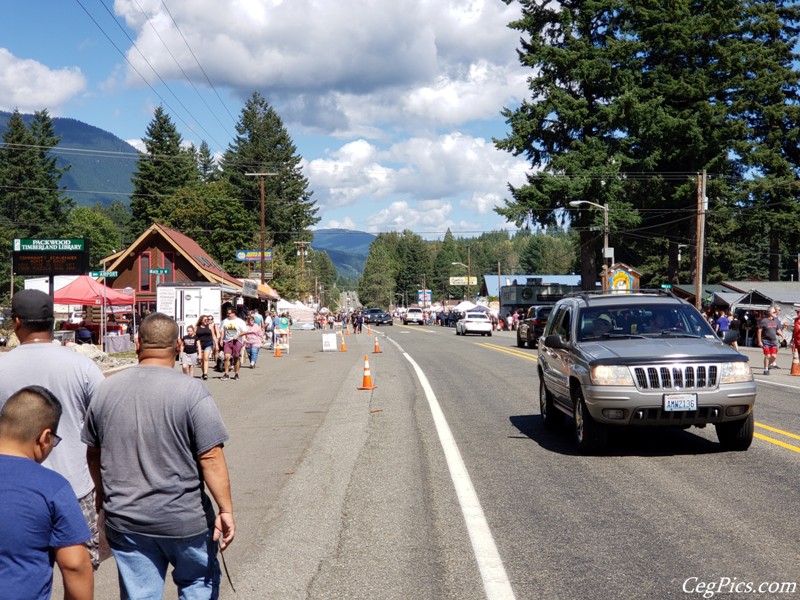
[105,527,220,600]
[246,345,260,364]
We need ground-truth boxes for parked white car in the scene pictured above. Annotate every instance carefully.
[456,311,492,336]
[69,311,86,324]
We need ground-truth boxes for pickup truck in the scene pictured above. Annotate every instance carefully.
[516,305,553,348]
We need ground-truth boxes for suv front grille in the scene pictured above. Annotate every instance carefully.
[633,364,718,391]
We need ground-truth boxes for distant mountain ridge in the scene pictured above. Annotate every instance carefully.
[0,112,372,278]
[311,229,375,280]
[0,111,137,207]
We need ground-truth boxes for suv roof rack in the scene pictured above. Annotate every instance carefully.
[565,289,678,304]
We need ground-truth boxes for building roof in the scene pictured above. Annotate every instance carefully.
[101,223,279,300]
[482,274,582,297]
[721,280,800,303]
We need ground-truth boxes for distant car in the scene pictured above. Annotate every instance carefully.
[363,308,393,325]
[456,311,493,336]
[69,311,86,324]
[403,307,425,325]
[516,305,553,348]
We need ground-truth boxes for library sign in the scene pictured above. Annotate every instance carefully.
[12,238,89,276]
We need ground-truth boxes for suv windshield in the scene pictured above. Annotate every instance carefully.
[577,304,716,341]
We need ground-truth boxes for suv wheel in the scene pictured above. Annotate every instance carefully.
[715,413,754,451]
[573,388,607,453]
[539,378,559,430]
[516,331,525,348]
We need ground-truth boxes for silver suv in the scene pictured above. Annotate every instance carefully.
[537,292,756,453]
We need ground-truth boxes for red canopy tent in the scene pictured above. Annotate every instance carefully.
[54,277,135,350]
[53,276,132,306]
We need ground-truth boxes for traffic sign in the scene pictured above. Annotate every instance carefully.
[90,271,118,278]
[149,268,170,275]
[661,283,672,289]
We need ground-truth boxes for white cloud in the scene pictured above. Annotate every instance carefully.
[0,49,86,113]
[323,216,357,230]
[112,0,528,134]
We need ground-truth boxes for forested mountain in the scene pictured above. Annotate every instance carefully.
[311,229,375,281]
[0,111,136,207]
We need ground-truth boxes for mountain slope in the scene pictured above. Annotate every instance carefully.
[0,112,137,207]
[312,229,375,280]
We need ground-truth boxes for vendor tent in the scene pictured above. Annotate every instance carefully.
[452,300,477,312]
[54,276,133,306]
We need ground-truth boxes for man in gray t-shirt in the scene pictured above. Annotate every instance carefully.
[82,312,235,598]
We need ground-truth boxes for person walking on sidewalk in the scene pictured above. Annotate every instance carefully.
[243,315,264,369]
[757,307,784,375]
[220,308,247,381]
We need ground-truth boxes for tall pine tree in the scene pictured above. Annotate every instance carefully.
[221,92,319,252]
[130,106,196,235]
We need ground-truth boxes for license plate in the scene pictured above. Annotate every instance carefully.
[663,393,697,412]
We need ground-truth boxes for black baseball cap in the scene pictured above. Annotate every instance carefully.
[11,289,54,320]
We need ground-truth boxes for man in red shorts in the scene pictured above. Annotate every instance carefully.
[756,307,784,375]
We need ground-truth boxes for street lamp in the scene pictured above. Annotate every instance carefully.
[452,262,471,300]
[569,200,610,291]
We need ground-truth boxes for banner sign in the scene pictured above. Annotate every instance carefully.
[14,238,85,252]
[235,249,272,262]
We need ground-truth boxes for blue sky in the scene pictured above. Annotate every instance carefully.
[1,0,532,239]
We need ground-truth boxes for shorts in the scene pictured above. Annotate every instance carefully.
[181,352,198,366]
[762,343,778,356]
[223,339,243,357]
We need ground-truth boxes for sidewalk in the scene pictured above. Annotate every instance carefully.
[736,344,800,381]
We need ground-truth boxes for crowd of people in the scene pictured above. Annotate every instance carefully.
[0,290,235,599]
[177,305,292,381]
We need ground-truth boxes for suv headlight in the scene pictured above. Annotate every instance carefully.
[589,365,635,386]
[719,361,753,384]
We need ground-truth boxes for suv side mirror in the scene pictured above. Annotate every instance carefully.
[543,333,568,349]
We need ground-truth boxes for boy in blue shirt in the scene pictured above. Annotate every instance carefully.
[0,386,93,600]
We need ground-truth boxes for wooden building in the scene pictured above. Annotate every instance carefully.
[99,223,278,315]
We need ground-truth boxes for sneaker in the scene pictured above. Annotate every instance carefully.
[251,363,255,369]
[202,374,208,380]
[233,374,239,381]
[763,370,770,375]
[221,374,230,381]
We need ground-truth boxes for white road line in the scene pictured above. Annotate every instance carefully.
[389,338,516,600]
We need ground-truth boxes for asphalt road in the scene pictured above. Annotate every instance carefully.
[58,324,799,599]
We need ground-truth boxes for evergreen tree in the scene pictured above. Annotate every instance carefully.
[395,231,432,305]
[0,109,71,237]
[432,229,462,301]
[130,106,196,235]
[221,92,319,248]
[358,242,396,308]
[519,231,577,274]
[734,0,800,279]
[197,140,220,184]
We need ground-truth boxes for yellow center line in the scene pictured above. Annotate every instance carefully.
[754,422,800,441]
[477,342,538,362]
[753,432,800,453]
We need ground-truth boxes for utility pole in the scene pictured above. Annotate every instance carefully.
[294,240,310,299]
[245,172,278,284]
[695,170,707,310]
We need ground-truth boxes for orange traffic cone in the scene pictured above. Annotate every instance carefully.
[373,336,382,353]
[339,333,347,352]
[791,347,800,376]
[366,325,373,334]
[357,355,377,390]
[273,345,282,358]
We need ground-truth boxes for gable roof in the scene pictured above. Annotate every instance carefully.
[102,223,243,290]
